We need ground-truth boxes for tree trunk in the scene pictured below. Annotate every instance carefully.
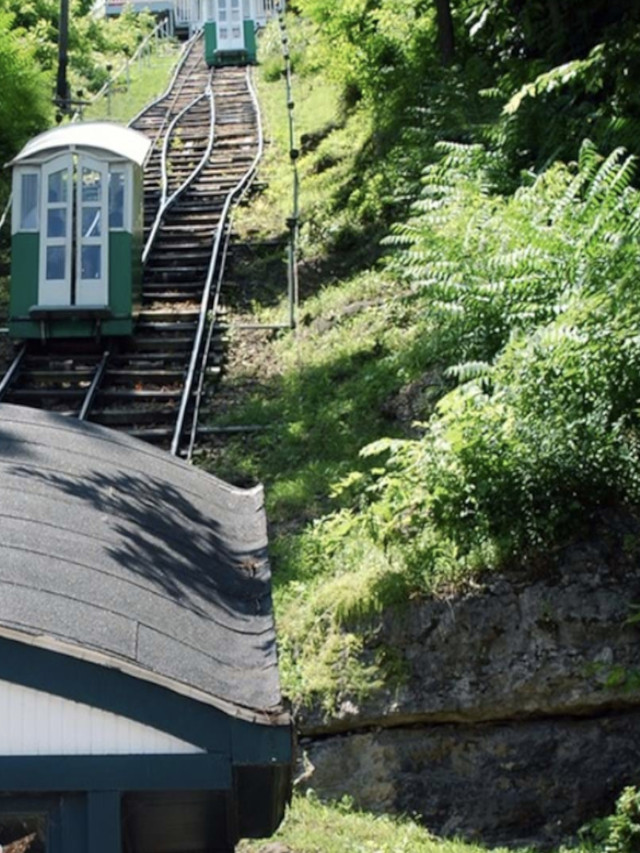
[434,0,455,65]
[546,0,565,59]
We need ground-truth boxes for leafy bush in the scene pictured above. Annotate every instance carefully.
[273,139,640,708]
[581,787,640,853]
[366,140,640,564]
[0,11,53,167]
[4,0,156,96]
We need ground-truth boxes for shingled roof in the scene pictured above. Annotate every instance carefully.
[0,404,285,724]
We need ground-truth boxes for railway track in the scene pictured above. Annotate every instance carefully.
[0,33,263,457]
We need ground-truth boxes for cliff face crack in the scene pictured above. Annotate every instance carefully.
[298,705,640,847]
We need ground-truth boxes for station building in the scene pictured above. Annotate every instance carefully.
[0,404,292,852]
[99,0,280,37]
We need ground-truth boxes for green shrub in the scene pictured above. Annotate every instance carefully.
[363,140,640,564]
[581,787,640,853]
[268,138,640,709]
[0,11,53,165]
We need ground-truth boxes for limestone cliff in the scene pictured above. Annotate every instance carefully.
[295,512,640,846]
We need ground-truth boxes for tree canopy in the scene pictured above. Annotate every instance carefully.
[0,10,52,168]
[294,0,640,177]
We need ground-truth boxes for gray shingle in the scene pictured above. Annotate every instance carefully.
[0,404,284,716]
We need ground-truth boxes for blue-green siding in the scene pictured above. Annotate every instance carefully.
[9,230,136,338]
[244,19,257,62]
[9,232,39,337]
[0,755,231,792]
[0,636,291,849]
[205,21,218,65]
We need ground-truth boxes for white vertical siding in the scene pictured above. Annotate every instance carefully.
[254,0,277,24]
[175,0,191,24]
[0,679,204,756]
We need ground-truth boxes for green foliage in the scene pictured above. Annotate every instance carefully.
[288,0,640,227]
[237,791,507,853]
[581,787,640,853]
[0,10,53,167]
[221,1,640,715]
[83,37,180,123]
[265,140,640,709]
[493,32,640,173]
[0,2,165,198]
[4,0,156,96]
[360,140,640,564]
[259,14,315,82]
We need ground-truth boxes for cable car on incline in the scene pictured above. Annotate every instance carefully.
[204,0,258,66]
[8,122,150,341]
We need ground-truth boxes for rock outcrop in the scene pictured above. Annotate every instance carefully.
[296,513,640,846]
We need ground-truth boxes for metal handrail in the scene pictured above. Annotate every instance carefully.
[0,195,11,234]
[129,27,204,166]
[129,30,198,124]
[186,205,233,460]
[171,65,265,458]
[72,16,172,123]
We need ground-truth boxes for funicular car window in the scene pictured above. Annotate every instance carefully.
[108,171,125,229]
[20,174,39,231]
[0,814,47,851]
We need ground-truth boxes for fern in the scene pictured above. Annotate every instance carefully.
[502,54,603,117]
[446,361,492,384]
[585,147,633,206]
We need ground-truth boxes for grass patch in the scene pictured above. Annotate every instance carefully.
[236,18,376,271]
[235,21,342,243]
[202,21,470,711]
[237,792,511,853]
[204,266,445,710]
[81,39,182,124]
[208,267,426,521]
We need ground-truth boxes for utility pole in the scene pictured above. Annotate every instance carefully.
[57,0,70,111]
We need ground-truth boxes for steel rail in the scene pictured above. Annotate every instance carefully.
[186,68,266,461]
[142,81,215,265]
[0,196,11,234]
[128,27,203,125]
[0,344,26,402]
[129,29,205,168]
[0,32,215,429]
[172,65,265,458]
[55,33,208,421]
[64,36,210,425]
[185,207,233,460]
[78,350,110,421]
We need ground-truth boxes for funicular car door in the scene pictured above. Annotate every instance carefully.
[75,156,109,306]
[38,154,109,308]
[39,155,73,306]
[217,0,245,51]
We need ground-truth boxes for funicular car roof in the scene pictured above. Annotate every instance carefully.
[9,122,151,167]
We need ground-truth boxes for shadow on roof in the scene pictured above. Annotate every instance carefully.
[8,463,272,624]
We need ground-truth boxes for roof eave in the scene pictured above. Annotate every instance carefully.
[0,623,291,729]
